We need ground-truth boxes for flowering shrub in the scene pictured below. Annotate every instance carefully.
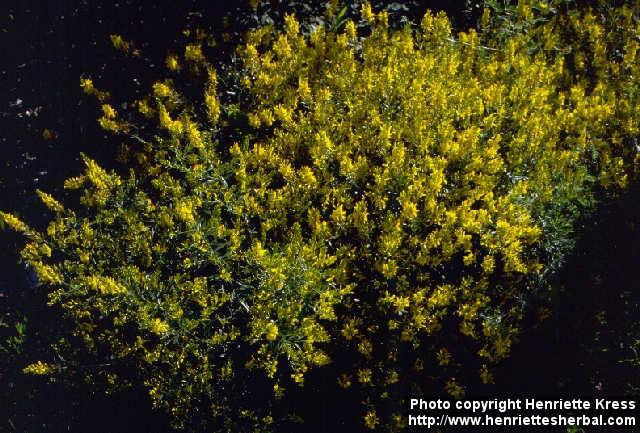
[1,1,638,431]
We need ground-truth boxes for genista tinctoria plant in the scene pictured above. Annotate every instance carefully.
[1,1,638,431]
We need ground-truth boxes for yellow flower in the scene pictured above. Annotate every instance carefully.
[150,318,170,335]
[357,368,372,384]
[381,260,397,278]
[357,339,372,356]
[445,378,465,399]
[80,77,109,101]
[361,3,375,23]
[23,361,54,375]
[39,244,52,257]
[0,211,29,232]
[352,200,368,229]
[185,120,204,148]
[386,370,399,385]
[437,347,452,366]
[79,77,94,93]
[205,91,220,123]
[481,255,495,273]
[401,200,418,220]
[36,190,64,213]
[32,261,63,284]
[331,204,347,224]
[153,82,173,99]
[341,319,359,340]
[165,54,180,71]
[284,14,299,36]
[291,372,304,384]
[137,99,153,117]
[101,104,116,119]
[219,268,232,282]
[185,44,204,63]
[83,156,114,191]
[337,373,352,388]
[86,275,127,295]
[298,77,310,98]
[110,34,130,52]
[298,166,317,186]
[158,104,183,134]
[364,410,379,430]
[345,20,356,39]
[265,322,279,341]
[273,383,285,398]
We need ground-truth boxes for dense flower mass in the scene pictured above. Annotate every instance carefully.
[1,1,638,431]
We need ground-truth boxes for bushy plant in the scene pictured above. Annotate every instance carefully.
[1,1,638,431]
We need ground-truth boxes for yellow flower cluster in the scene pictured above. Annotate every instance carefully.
[79,77,109,102]
[235,3,638,428]
[110,34,140,57]
[22,361,55,375]
[149,318,170,335]
[184,44,204,63]
[165,54,180,71]
[85,275,128,295]
[0,211,29,232]
[97,103,128,132]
